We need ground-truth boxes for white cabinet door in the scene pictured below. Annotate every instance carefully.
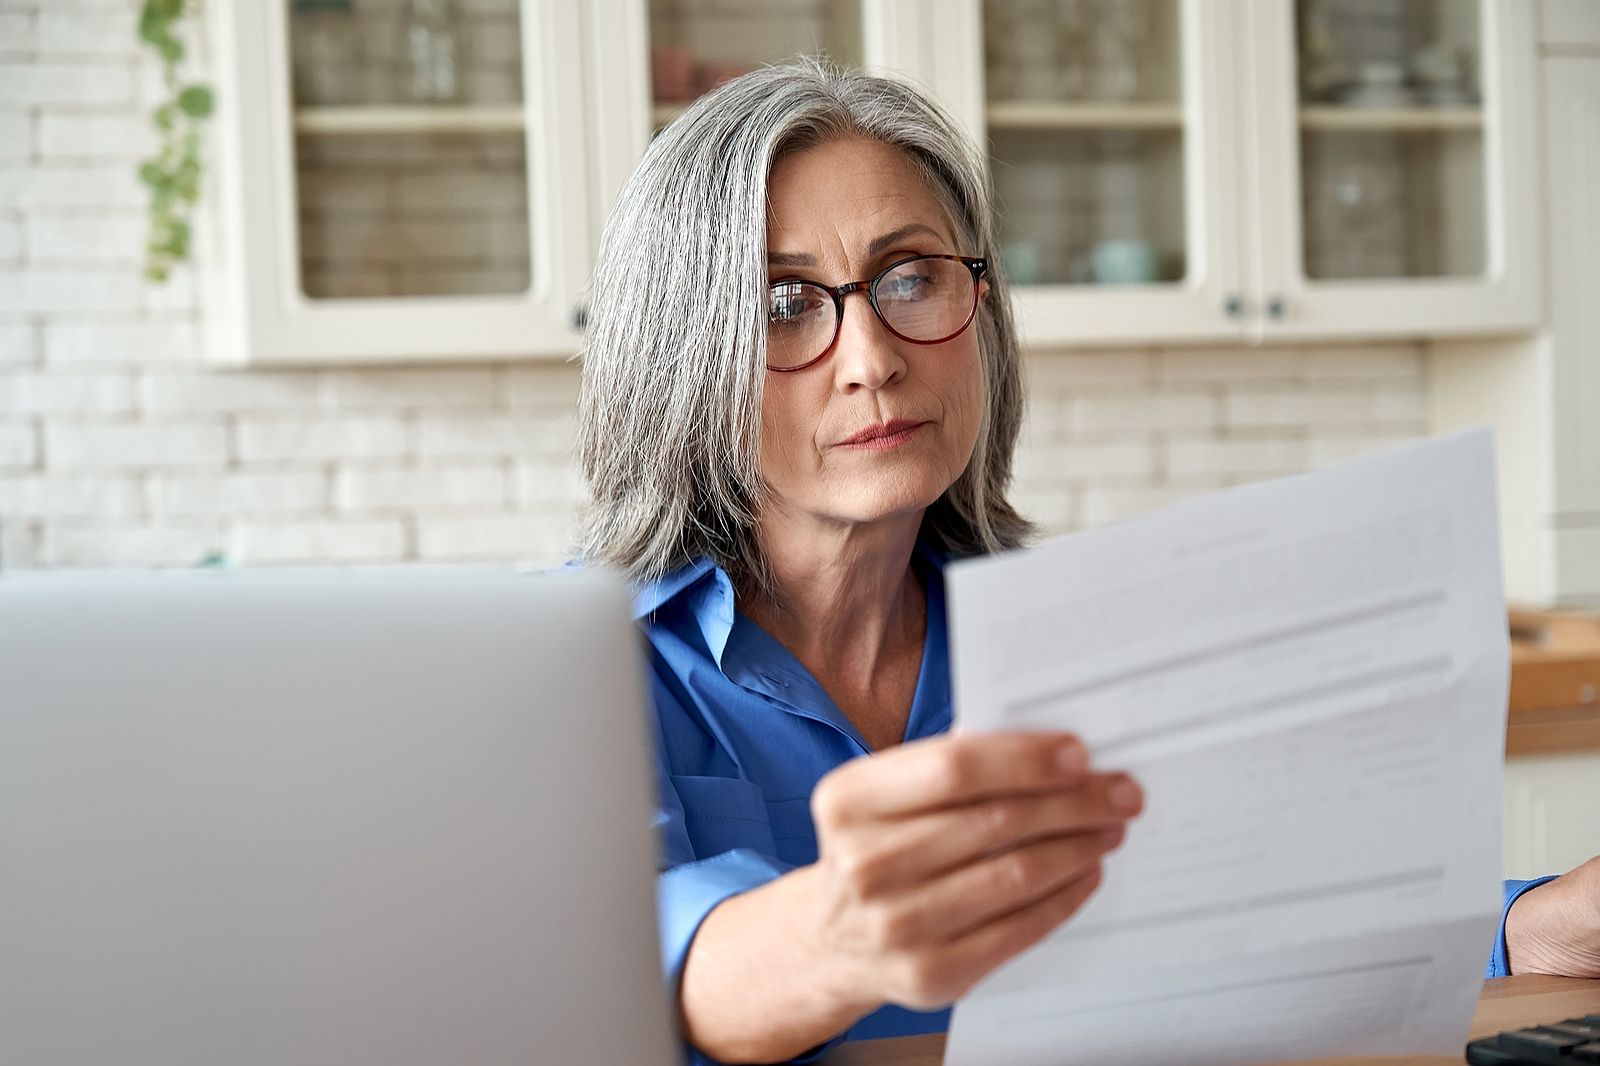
[208,1,605,365]
[1248,0,1541,342]
[1542,0,1600,47]
[1504,752,1600,880]
[906,0,1249,347]
[1543,58,1600,600]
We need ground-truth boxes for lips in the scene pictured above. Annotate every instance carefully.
[839,419,927,446]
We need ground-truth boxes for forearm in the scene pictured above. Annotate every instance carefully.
[1504,859,1600,977]
[1505,879,1567,974]
[678,864,878,1064]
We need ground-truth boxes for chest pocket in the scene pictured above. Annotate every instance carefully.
[671,774,778,859]
[766,797,820,866]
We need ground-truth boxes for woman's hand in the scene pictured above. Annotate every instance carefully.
[800,731,1141,1012]
[677,731,1141,1063]
[1506,854,1600,977]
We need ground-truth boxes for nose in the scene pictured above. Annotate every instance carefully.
[830,288,907,392]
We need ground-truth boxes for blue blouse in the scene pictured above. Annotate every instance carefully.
[632,545,1555,1062]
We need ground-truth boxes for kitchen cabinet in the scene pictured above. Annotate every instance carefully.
[1431,15,1600,609]
[208,0,912,365]
[207,1,646,365]
[209,1,1543,365]
[1541,0,1600,48]
[903,0,1540,346]
[1505,756,1600,880]
[1541,55,1600,601]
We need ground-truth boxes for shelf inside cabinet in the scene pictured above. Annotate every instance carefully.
[985,101,1183,131]
[1298,105,1483,132]
[293,106,527,136]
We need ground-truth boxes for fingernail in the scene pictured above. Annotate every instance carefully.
[1058,743,1088,776]
[1109,778,1143,813]
[1101,825,1125,848]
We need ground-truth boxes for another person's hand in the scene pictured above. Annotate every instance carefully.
[798,731,1142,1011]
[1506,854,1600,978]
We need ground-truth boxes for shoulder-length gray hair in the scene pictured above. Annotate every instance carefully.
[576,57,1033,598]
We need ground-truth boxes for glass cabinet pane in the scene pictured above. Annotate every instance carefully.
[287,0,531,299]
[983,0,1186,288]
[1296,0,1485,280]
[647,0,863,130]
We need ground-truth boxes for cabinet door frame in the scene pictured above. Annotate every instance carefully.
[898,0,1249,348]
[1246,0,1542,342]
[206,0,593,366]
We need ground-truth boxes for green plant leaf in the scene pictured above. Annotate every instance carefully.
[177,85,212,118]
[137,0,204,286]
[138,10,167,45]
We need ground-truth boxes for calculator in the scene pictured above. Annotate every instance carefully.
[1465,1015,1600,1063]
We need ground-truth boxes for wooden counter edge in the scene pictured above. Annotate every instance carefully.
[817,975,1600,1065]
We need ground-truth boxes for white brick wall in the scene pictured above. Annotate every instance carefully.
[1011,342,1435,535]
[37,9,137,55]
[0,3,1439,572]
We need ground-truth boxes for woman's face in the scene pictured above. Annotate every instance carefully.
[760,137,987,535]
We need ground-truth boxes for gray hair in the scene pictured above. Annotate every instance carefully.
[576,58,1034,598]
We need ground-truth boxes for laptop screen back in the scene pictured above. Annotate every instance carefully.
[0,569,676,1066]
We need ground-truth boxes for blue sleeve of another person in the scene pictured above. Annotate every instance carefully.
[1487,877,1561,977]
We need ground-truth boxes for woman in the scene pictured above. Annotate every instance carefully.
[576,60,1598,1065]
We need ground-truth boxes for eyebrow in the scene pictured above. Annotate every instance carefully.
[767,223,949,269]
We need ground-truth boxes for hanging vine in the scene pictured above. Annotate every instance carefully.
[137,0,213,283]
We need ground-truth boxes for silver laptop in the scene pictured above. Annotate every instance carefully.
[0,568,677,1066]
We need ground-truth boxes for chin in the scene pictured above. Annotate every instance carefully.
[827,471,952,525]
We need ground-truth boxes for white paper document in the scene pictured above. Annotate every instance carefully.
[945,431,1508,1066]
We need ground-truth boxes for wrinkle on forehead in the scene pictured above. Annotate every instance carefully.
[765,139,960,279]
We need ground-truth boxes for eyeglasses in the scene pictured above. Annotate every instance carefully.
[766,254,988,373]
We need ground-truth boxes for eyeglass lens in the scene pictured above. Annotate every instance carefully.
[766,256,978,371]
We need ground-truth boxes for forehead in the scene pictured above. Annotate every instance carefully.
[765,137,956,251]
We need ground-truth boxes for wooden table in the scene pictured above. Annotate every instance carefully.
[820,974,1600,1065]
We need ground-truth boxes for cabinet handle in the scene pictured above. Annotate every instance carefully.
[1223,293,1245,319]
[1266,296,1286,321]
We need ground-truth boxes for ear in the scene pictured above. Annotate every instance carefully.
[978,278,991,302]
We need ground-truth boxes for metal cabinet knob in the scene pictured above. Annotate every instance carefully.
[1266,296,1286,320]
[1224,293,1245,318]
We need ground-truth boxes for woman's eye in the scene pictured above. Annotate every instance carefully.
[881,272,935,300]
[768,287,822,324]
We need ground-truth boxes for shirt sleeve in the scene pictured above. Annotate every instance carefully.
[651,756,850,1065]
[653,763,791,990]
[1486,876,1561,977]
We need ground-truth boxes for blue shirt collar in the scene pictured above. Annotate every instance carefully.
[631,556,719,621]
[631,539,952,623]
[634,538,955,753]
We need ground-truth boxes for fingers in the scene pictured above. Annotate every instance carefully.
[935,863,1105,1000]
[884,864,1106,1010]
[882,829,1116,950]
[851,772,1143,891]
[814,732,1090,825]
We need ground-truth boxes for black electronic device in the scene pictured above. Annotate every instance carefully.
[1465,1016,1600,1064]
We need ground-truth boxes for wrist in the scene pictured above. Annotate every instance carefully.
[787,863,887,1022]
[1505,877,1580,975]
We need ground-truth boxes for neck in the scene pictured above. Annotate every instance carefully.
[741,509,926,686]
